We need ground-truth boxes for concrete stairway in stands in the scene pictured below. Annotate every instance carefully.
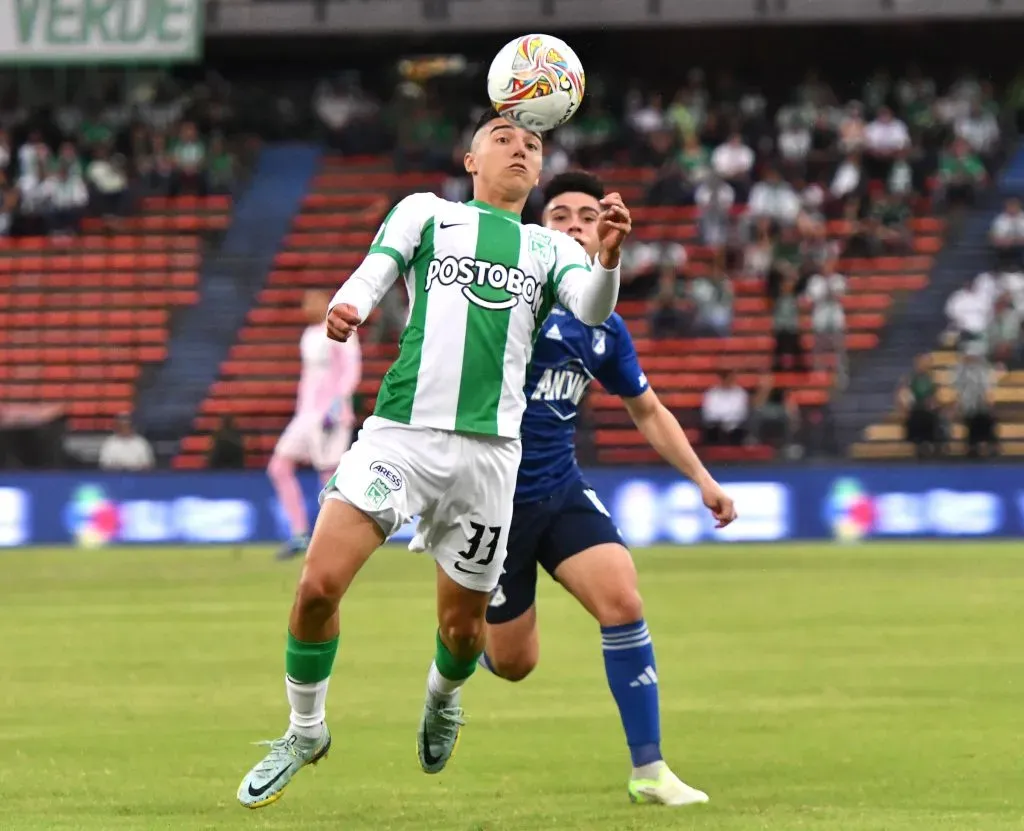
[832,204,998,444]
[134,145,321,450]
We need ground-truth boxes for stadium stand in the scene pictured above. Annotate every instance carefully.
[0,195,230,433]
[175,156,945,469]
[3,57,1017,470]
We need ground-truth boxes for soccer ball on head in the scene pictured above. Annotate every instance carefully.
[487,33,585,133]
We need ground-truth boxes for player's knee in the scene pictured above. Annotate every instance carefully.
[294,566,344,624]
[490,649,538,682]
[438,611,486,659]
[594,587,644,628]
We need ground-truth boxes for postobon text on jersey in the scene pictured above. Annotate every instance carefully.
[424,256,543,313]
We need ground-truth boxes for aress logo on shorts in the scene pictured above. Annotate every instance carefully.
[369,461,403,491]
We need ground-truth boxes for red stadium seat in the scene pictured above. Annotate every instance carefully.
[0,190,214,419]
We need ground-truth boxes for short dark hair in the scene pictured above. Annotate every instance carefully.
[473,107,504,135]
[542,170,605,207]
[472,107,542,140]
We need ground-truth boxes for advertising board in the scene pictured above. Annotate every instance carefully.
[1,465,1021,547]
[0,0,201,64]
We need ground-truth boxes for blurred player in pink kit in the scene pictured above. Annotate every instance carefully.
[271,290,361,560]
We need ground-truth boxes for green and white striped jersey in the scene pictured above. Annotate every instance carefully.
[361,193,598,438]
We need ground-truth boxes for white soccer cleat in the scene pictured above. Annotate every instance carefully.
[627,763,710,806]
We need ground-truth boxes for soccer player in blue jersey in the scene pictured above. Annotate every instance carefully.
[479,171,738,807]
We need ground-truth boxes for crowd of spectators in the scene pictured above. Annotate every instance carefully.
[598,68,1010,453]
[4,62,1015,460]
[0,72,239,239]
[309,64,1012,455]
[942,200,1024,366]
[604,66,1006,362]
[550,66,1005,451]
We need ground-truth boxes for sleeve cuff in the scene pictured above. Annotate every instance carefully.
[368,245,407,273]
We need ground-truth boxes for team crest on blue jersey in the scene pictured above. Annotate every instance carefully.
[592,329,606,355]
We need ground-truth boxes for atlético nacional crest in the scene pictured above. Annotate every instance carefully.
[528,229,555,266]
[592,329,606,355]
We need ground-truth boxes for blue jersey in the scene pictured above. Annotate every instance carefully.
[516,306,649,502]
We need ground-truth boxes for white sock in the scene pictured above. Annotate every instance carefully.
[286,675,329,739]
[632,760,667,780]
[426,661,463,701]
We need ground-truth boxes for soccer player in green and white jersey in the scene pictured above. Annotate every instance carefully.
[236,108,631,808]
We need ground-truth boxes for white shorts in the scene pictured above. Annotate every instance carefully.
[274,415,352,472]
[321,415,521,593]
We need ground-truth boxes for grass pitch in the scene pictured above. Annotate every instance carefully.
[0,542,1022,830]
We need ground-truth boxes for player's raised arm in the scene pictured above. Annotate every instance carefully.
[328,193,434,340]
[594,317,737,528]
[552,195,630,326]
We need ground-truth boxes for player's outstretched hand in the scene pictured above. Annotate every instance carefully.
[700,478,737,529]
[326,303,361,343]
[597,192,632,261]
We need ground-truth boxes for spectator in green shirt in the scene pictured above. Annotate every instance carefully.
[79,115,114,150]
[898,352,942,458]
[206,134,236,195]
[52,141,83,179]
[937,138,986,208]
[666,90,698,140]
[866,193,912,254]
[677,133,710,184]
[767,224,804,299]
[772,274,807,372]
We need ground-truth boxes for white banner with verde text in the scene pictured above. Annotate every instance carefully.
[0,0,201,63]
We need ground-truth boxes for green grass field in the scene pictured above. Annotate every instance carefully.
[1,542,1022,830]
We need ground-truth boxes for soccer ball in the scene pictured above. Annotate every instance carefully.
[487,33,585,133]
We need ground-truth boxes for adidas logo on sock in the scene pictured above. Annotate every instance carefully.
[629,665,658,688]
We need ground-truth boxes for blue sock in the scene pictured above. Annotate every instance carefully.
[601,620,662,767]
[478,652,497,675]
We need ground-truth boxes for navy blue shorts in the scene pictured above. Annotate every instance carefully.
[486,479,623,624]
